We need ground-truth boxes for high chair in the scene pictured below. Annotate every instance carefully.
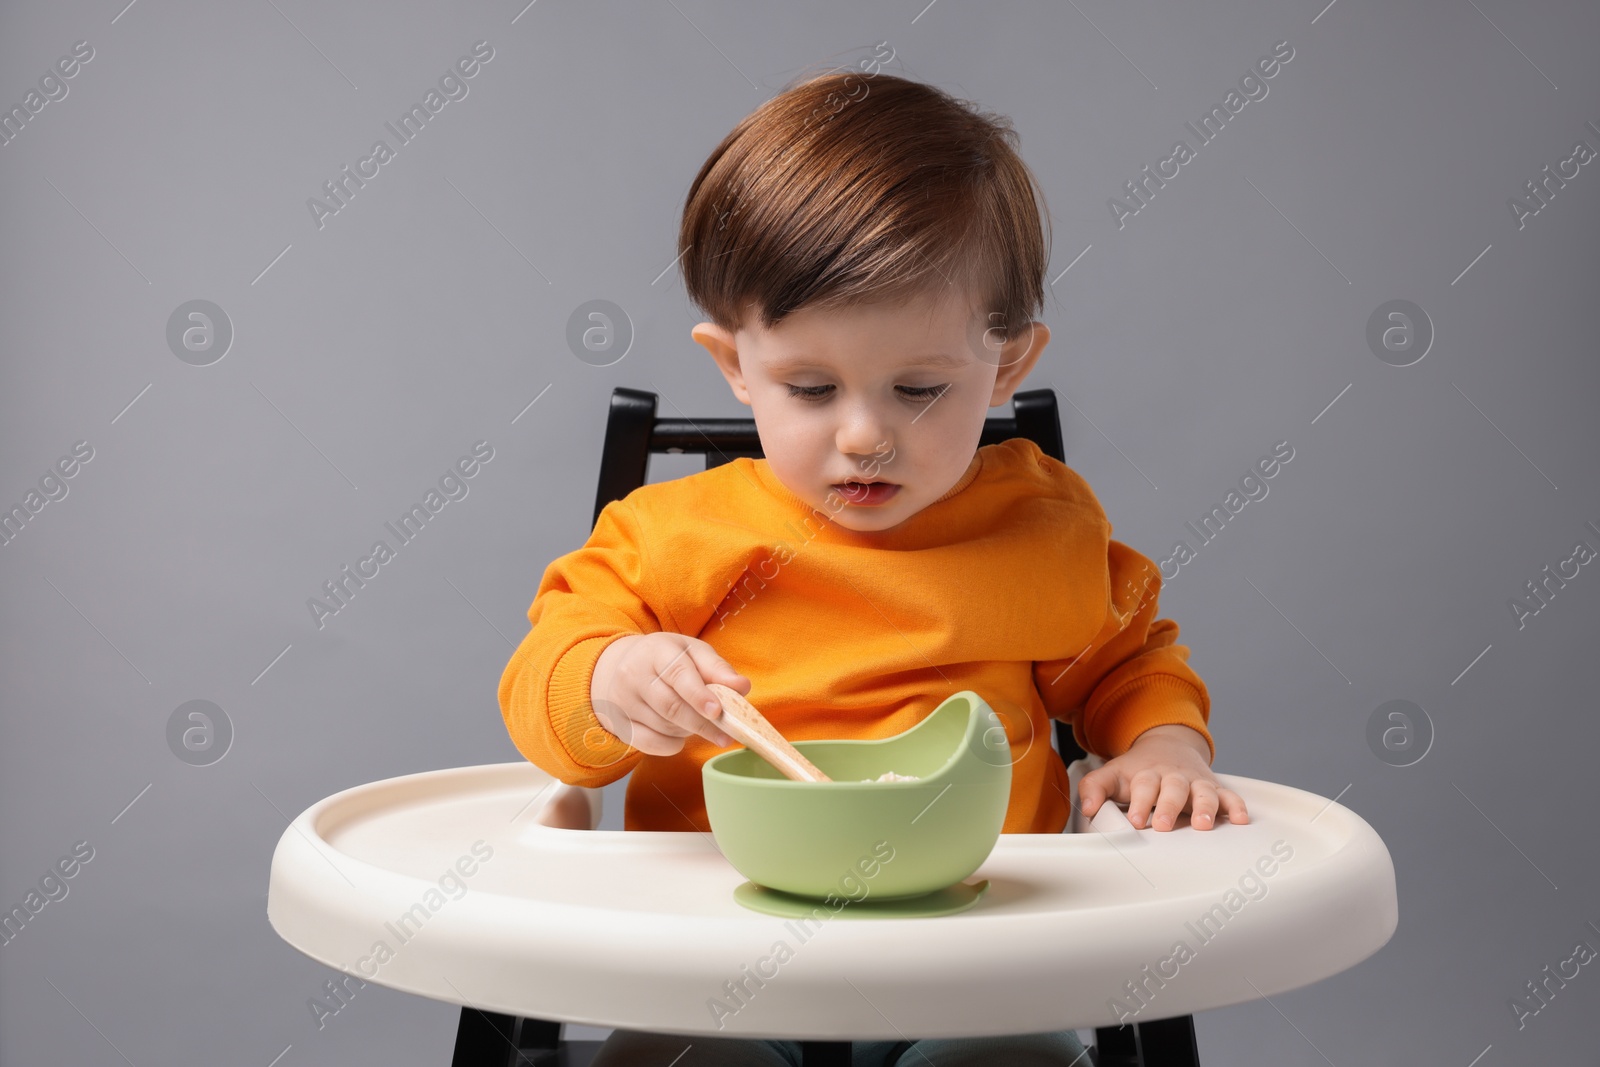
[471,386,1189,1066]
[266,386,1399,1067]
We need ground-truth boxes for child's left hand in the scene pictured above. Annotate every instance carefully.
[1078,724,1249,831]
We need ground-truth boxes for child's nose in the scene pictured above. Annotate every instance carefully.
[834,409,893,462]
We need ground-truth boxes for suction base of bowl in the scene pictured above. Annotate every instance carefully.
[731,878,989,919]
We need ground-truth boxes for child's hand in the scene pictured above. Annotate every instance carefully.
[1078,724,1249,832]
[589,633,748,755]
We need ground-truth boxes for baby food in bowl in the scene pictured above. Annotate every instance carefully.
[702,690,1010,905]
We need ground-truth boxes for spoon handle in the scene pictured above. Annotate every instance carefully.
[706,684,832,783]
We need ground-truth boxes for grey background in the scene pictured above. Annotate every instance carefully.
[2,0,1597,1063]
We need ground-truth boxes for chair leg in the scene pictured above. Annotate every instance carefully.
[1093,1024,1140,1066]
[1135,1014,1199,1067]
[801,1039,852,1066]
[514,1017,562,1053]
[452,1007,516,1065]
[451,1007,562,1066]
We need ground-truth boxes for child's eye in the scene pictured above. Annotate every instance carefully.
[783,383,949,403]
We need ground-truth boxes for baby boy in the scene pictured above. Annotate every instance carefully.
[500,67,1247,1067]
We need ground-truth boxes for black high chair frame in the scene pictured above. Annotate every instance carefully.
[451,385,1203,1067]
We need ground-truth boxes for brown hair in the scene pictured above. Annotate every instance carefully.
[678,70,1051,337]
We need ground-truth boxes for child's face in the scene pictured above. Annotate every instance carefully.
[694,284,1049,533]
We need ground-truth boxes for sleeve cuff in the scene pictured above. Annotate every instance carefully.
[1087,674,1215,762]
[549,634,638,770]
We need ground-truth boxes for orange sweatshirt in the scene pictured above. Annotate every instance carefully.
[499,437,1213,834]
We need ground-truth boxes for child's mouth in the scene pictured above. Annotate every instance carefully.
[831,480,899,505]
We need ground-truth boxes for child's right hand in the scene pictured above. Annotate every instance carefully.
[589,633,747,754]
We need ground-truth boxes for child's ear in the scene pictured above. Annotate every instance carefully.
[988,320,1050,406]
[693,322,752,405]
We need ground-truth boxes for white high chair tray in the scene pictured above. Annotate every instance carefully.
[267,761,1396,1041]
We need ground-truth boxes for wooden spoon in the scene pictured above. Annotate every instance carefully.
[706,683,832,783]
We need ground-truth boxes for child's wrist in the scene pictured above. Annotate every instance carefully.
[1129,723,1211,761]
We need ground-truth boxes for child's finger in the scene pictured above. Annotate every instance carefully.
[677,684,738,748]
[1126,769,1162,829]
[1077,778,1099,817]
[598,709,676,757]
[689,639,750,694]
[639,677,734,749]
[1188,779,1220,829]
[689,688,740,748]
[1077,767,1115,816]
[681,644,747,743]
[1150,772,1189,831]
[1217,786,1250,824]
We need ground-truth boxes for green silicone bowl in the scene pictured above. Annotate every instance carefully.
[702,690,1012,901]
